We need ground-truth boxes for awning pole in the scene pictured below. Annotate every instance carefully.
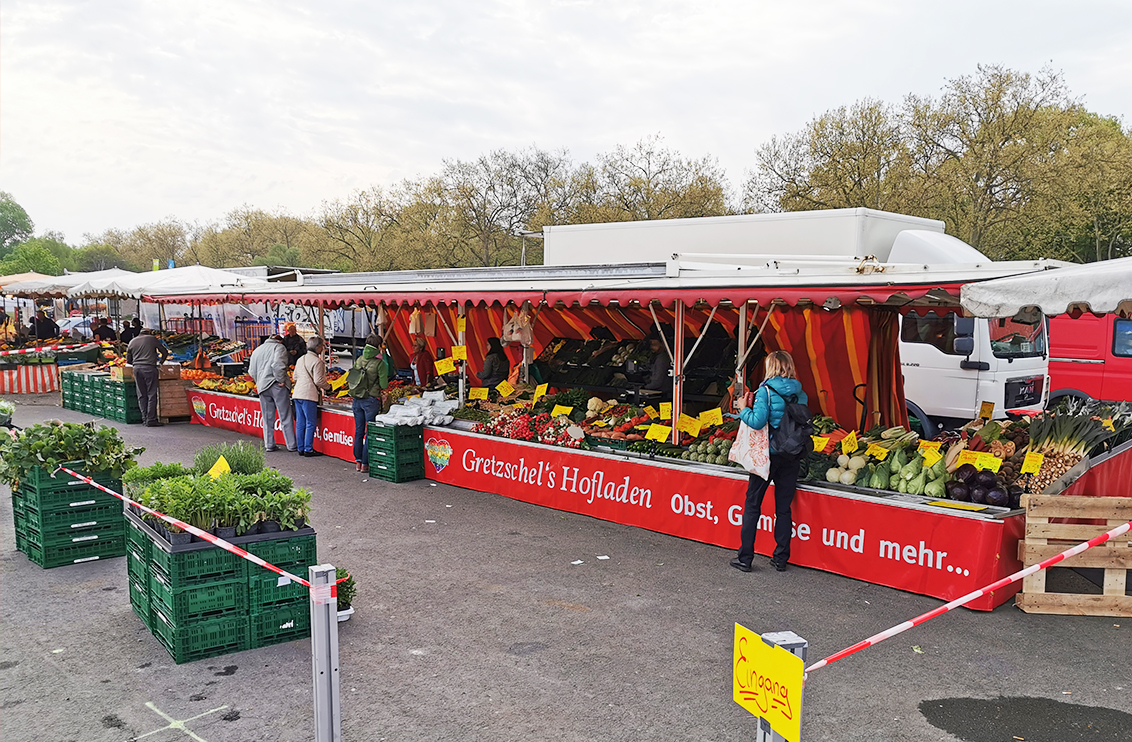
[671,302,685,444]
[648,303,675,362]
[458,303,466,406]
[737,305,775,370]
[736,302,748,397]
[682,304,718,367]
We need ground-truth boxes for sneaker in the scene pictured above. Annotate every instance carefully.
[265,447,279,453]
[729,558,752,573]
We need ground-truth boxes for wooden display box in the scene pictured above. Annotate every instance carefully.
[158,364,182,380]
[1017,494,1132,617]
[111,365,134,382]
[157,380,193,419]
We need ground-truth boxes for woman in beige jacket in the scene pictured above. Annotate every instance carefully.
[293,336,331,457]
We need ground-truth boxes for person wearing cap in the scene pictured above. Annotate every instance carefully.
[247,334,297,453]
[126,328,170,427]
[281,322,306,367]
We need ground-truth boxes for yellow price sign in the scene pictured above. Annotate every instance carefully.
[865,443,889,461]
[495,380,515,397]
[733,623,804,742]
[434,357,457,375]
[918,440,942,456]
[955,449,981,468]
[976,452,1002,473]
[811,435,829,453]
[676,413,701,438]
[979,400,995,420]
[926,500,988,512]
[551,404,574,418]
[921,446,943,470]
[698,407,724,427]
[659,402,672,420]
[451,345,467,361]
[644,405,659,420]
[591,420,609,428]
[840,430,859,455]
[468,387,488,400]
[1020,452,1044,475]
[329,373,349,390]
[533,383,548,401]
[645,424,671,442]
[456,316,466,332]
[1102,418,1115,432]
[207,455,231,480]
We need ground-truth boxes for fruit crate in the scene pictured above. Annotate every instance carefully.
[367,439,424,463]
[367,434,424,456]
[151,611,249,664]
[368,458,425,483]
[22,536,125,568]
[248,569,309,612]
[366,422,423,447]
[243,534,318,571]
[248,603,311,649]
[149,570,249,626]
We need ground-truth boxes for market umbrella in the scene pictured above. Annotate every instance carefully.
[960,257,1132,319]
[3,268,136,298]
[67,265,266,299]
[0,272,51,290]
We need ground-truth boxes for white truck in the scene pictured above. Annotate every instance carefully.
[542,208,1050,434]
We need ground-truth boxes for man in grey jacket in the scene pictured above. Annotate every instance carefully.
[247,335,297,452]
[126,329,170,427]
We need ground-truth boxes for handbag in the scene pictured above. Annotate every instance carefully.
[728,418,771,479]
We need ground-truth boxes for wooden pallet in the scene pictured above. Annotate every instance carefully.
[1016,494,1132,617]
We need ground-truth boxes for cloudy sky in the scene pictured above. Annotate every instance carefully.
[3,0,1130,242]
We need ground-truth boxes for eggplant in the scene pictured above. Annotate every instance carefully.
[985,488,1009,507]
[945,480,970,501]
[954,464,978,483]
[969,485,989,504]
[974,470,998,489]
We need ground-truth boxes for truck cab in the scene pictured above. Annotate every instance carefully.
[1048,314,1132,403]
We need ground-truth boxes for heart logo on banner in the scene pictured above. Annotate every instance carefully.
[425,438,453,473]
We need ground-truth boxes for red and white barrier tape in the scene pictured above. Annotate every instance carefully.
[0,341,111,357]
[56,466,316,590]
[805,519,1132,673]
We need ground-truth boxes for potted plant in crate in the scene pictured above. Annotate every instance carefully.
[336,567,356,622]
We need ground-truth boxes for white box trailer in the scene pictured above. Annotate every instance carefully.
[545,208,1050,432]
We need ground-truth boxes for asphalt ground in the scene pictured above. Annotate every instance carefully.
[1,395,1130,742]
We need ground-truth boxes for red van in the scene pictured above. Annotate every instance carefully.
[1048,314,1132,403]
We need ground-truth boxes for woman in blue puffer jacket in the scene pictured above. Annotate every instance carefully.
[731,351,809,573]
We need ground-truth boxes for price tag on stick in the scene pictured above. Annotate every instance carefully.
[864,443,889,461]
[533,383,548,401]
[955,449,980,468]
[921,446,943,470]
[659,402,672,420]
[451,345,468,361]
[644,405,659,420]
[979,401,995,420]
[434,357,457,375]
[976,453,1002,473]
[918,440,942,456]
[645,424,672,442]
[676,413,702,438]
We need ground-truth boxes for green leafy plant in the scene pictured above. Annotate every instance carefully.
[0,421,143,487]
[122,461,194,498]
[193,440,265,476]
[336,567,356,612]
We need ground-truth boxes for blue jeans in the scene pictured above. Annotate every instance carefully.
[352,397,382,465]
[294,399,319,453]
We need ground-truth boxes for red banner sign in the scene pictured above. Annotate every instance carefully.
[187,389,356,461]
[424,428,1024,610]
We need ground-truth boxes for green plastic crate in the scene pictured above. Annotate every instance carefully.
[367,459,425,483]
[243,534,318,571]
[24,520,125,550]
[149,570,248,626]
[248,570,309,613]
[248,603,311,649]
[22,535,125,568]
[151,612,248,664]
[366,444,424,466]
[149,545,248,588]
[22,500,123,531]
[129,577,151,629]
[366,423,423,446]
[17,482,120,513]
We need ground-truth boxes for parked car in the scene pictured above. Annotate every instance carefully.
[57,317,94,339]
[1048,314,1132,403]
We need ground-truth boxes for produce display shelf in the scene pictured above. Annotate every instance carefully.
[20,500,123,531]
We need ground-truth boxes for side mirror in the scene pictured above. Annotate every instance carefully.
[954,336,975,356]
[953,316,975,338]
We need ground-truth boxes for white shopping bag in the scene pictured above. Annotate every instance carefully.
[728,420,771,479]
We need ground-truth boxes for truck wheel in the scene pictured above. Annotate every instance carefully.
[906,400,937,439]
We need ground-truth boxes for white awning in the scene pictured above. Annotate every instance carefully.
[68,265,267,299]
[960,257,1132,318]
[4,269,136,298]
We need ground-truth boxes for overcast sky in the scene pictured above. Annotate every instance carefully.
[3,0,1130,243]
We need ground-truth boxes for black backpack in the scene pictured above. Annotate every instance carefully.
[765,385,815,459]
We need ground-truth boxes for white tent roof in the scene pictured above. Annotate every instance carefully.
[4,268,136,298]
[960,257,1132,318]
[68,265,267,299]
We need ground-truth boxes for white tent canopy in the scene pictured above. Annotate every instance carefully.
[960,256,1132,319]
[4,268,136,298]
[68,265,266,299]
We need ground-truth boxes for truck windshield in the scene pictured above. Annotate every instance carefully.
[989,314,1047,358]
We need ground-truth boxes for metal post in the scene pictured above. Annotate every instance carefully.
[755,631,807,742]
[309,564,342,742]
[458,303,466,406]
[671,302,685,444]
[736,302,748,398]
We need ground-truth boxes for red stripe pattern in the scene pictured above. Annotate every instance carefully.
[0,365,60,394]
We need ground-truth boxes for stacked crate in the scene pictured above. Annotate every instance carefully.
[60,369,78,411]
[12,465,125,568]
[102,377,144,424]
[125,511,318,663]
[366,423,425,483]
[60,370,143,423]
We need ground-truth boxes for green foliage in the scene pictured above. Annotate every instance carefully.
[193,440,265,475]
[336,567,356,611]
[135,469,308,535]
[0,191,34,253]
[0,241,63,276]
[74,243,134,271]
[0,421,143,487]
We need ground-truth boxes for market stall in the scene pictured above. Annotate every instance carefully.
[146,257,1073,609]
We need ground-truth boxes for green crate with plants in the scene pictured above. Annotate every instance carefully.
[0,421,141,492]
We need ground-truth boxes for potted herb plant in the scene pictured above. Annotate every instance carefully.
[336,567,356,622]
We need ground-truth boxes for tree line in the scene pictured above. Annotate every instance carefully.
[2,65,1128,278]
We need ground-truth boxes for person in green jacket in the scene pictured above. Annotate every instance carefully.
[350,334,389,472]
